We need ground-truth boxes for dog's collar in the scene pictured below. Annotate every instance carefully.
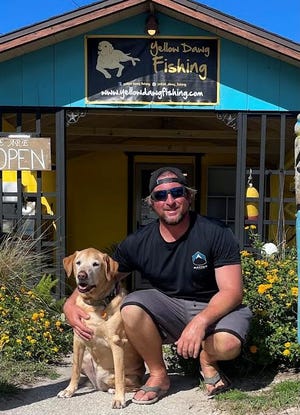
[86,283,120,308]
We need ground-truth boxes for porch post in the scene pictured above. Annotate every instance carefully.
[235,112,246,247]
[56,109,66,298]
[294,114,300,343]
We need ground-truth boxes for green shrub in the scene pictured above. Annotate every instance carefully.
[242,230,300,368]
[0,233,72,363]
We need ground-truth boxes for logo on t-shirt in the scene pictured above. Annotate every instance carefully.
[192,251,207,270]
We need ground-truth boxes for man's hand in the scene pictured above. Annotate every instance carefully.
[175,317,206,359]
[63,293,93,340]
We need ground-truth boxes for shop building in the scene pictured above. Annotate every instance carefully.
[0,0,299,294]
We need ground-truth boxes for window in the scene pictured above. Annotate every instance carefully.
[207,167,236,230]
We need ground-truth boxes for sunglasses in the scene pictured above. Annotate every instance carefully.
[151,186,186,202]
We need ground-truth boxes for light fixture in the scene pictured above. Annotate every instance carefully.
[145,14,159,36]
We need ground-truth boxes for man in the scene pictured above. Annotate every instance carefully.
[64,166,252,404]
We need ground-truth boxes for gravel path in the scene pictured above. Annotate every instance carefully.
[0,357,224,415]
[1,357,300,415]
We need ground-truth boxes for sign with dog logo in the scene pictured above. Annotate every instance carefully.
[0,135,52,171]
[85,36,219,105]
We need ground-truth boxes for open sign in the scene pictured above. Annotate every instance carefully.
[0,137,51,171]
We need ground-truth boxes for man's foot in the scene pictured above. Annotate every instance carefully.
[200,370,231,398]
[200,351,231,398]
[131,375,170,405]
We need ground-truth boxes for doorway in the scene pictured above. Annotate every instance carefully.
[131,159,196,290]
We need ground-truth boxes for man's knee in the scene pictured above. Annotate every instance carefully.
[121,304,144,325]
[205,332,242,358]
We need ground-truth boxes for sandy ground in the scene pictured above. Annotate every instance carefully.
[1,356,300,415]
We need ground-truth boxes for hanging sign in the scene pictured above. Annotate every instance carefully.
[85,36,219,105]
[0,136,52,171]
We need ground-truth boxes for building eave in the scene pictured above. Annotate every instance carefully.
[0,0,299,66]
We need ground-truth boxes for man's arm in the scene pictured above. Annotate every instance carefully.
[176,264,243,359]
[195,263,243,325]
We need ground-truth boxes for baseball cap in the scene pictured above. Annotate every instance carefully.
[149,167,188,193]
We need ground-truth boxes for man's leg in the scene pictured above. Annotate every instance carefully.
[121,304,170,402]
[200,332,241,395]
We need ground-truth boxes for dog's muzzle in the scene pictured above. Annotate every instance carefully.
[77,270,96,293]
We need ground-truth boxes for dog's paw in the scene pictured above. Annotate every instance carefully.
[57,389,75,398]
[112,398,126,409]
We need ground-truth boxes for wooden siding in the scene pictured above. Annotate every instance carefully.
[0,13,299,111]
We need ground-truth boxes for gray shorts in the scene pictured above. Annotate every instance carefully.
[121,289,252,344]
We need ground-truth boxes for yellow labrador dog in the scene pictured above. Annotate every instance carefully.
[57,248,145,408]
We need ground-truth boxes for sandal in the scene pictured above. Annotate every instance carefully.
[131,385,168,405]
[200,370,232,399]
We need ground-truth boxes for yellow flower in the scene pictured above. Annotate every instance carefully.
[288,270,295,276]
[52,346,59,353]
[43,331,52,340]
[279,293,287,299]
[39,310,45,318]
[291,287,298,296]
[282,349,291,356]
[257,284,272,294]
[27,290,36,299]
[0,334,9,344]
[55,320,62,328]
[249,345,258,353]
[241,250,251,257]
[250,225,257,229]
[266,274,278,283]
[30,338,37,344]
[16,339,22,344]
[284,342,291,348]
[44,320,51,329]
[26,335,33,341]
[31,312,39,321]
[255,260,269,268]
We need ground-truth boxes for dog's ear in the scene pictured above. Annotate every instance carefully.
[63,252,77,277]
[103,254,119,281]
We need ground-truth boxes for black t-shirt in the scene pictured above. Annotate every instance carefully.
[113,212,241,302]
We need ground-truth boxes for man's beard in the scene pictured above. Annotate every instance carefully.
[160,210,187,226]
